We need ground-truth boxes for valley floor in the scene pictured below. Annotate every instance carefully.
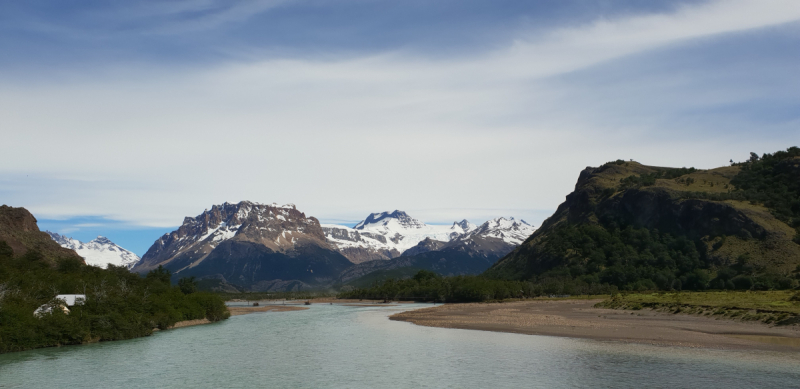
[390,299,800,351]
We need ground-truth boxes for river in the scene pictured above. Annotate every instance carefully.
[1,303,798,388]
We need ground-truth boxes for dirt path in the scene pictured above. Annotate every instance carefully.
[390,299,800,351]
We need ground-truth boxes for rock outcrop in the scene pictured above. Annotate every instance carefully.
[0,205,84,264]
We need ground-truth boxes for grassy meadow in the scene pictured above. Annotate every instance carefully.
[596,290,800,324]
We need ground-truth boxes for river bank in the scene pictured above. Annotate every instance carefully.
[390,299,800,351]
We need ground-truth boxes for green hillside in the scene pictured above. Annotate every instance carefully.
[485,147,800,292]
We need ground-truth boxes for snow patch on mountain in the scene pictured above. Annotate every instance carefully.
[46,232,141,269]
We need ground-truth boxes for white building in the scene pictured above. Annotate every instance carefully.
[34,294,86,317]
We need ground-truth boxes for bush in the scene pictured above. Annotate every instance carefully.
[731,275,753,290]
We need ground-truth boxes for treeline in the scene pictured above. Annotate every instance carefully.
[338,270,619,302]
[220,291,337,301]
[731,147,800,242]
[0,241,229,353]
[619,167,698,189]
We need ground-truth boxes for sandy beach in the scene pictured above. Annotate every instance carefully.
[390,299,800,351]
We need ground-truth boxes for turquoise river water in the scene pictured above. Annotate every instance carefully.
[1,303,799,388]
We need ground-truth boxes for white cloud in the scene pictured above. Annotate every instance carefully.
[2,0,799,228]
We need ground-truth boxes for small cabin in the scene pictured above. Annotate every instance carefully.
[34,294,86,317]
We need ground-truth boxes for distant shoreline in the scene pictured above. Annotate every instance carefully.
[227,306,309,316]
[390,299,800,351]
[161,305,311,330]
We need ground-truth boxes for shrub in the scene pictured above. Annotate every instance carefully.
[731,275,753,290]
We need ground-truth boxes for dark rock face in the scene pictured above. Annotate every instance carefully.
[401,238,447,256]
[176,240,352,291]
[354,210,424,229]
[0,205,84,264]
[341,239,510,284]
[594,189,768,240]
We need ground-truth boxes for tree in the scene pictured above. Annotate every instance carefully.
[178,276,198,295]
[146,265,172,284]
[413,270,440,282]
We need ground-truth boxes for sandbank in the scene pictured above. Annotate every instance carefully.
[390,299,800,351]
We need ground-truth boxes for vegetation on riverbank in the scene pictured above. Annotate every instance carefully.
[596,290,800,325]
[338,270,619,302]
[0,241,229,353]
[218,290,337,301]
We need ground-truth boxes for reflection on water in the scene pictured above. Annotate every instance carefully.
[1,304,799,388]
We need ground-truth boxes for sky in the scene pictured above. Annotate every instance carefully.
[2,0,799,256]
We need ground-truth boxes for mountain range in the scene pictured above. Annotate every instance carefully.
[337,216,536,284]
[46,232,141,269]
[128,202,535,291]
[322,210,533,263]
[7,200,535,292]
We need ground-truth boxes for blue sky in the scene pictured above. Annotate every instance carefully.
[2,0,799,256]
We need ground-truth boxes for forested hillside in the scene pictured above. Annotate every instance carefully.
[0,206,229,353]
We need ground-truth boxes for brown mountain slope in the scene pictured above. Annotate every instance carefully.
[0,205,84,264]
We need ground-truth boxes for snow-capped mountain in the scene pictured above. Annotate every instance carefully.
[133,201,352,292]
[46,232,141,269]
[354,210,426,230]
[456,217,535,246]
[337,216,536,282]
[322,211,533,264]
[135,201,334,273]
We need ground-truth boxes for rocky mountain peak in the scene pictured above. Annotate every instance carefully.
[93,236,113,245]
[135,201,329,273]
[461,217,536,245]
[354,210,425,230]
[47,231,71,246]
